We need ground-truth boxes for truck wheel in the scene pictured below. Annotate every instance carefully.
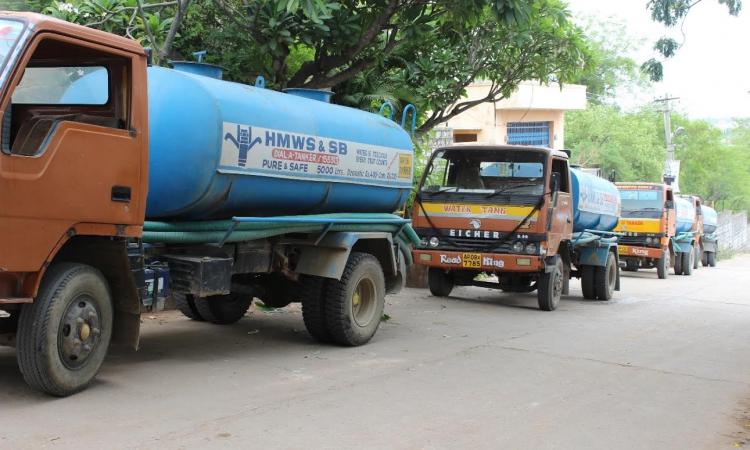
[708,251,716,267]
[428,268,454,297]
[173,292,204,321]
[300,275,331,343]
[656,251,669,279]
[538,259,563,311]
[581,265,596,300]
[682,246,694,276]
[193,293,251,325]
[623,259,639,272]
[674,252,683,275]
[324,252,386,346]
[594,252,617,301]
[16,263,113,397]
[701,252,708,267]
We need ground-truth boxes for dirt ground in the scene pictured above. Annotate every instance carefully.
[1,255,749,449]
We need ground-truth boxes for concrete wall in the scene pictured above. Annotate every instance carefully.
[445,81,587,150]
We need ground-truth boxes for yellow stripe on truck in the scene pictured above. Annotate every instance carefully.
[615,218,661,234]
[418,203,539,221]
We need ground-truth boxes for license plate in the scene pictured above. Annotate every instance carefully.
[461,253,482,268]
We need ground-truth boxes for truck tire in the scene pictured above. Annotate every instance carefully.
[674,252,683,275]
[428,268,454,297]
[16,263,113,397]
[300,275,331,343]
[682,245,694,276]
[701,251,708,267]
[173,292,204,321]
[594,252,617,301]
[581,265,596,300]
[656,251,669,279]
[708,251,716,267]
[324,252,385,346]
[538,259,563,311]
[193,293,252,325]
[623,259,639,272]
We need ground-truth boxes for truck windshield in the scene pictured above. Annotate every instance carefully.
[0,19,25,77]
[421,149,546,196]
[620,189,663,212]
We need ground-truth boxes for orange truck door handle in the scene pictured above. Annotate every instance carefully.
[111,185,132,203]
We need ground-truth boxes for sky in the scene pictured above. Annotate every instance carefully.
[567,0,750,122]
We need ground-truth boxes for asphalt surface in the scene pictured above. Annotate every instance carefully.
[1,255,750,449]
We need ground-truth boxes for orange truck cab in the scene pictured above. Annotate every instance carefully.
[614,183,676,278]
[411,145,621,312]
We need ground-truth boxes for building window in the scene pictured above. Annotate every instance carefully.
[506,121,551,147]
[454,133,478,143]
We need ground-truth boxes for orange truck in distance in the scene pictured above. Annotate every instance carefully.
[614,183,676,278]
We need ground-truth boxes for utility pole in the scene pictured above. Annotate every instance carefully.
[654,95,681,188]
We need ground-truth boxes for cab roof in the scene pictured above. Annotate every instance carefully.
[436,144,569,159]
[0,11,145,55]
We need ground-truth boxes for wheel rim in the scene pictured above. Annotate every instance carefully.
[58,294,102,370]
[352,277,377,327]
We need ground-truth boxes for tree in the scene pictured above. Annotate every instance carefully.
[642,0,742,81]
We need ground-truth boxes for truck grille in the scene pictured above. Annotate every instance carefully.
[437,238,513,253]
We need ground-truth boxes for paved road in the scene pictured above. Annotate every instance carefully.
[2,255,750,449]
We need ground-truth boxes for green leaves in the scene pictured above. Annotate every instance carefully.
[654,37,679,58]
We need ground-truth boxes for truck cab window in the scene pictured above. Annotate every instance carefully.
[1,37,129,156]
[551,159,570,193]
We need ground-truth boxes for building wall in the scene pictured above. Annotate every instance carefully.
[445,81,586,150]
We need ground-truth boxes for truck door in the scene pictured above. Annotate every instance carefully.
[664,188,676,236]
[547,158,573,253]
[0,33,145,272]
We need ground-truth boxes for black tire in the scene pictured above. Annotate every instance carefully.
[428,268,454,297]
[538,258,563,311]
[173,292,204,321]
[701,252,708,267]
[193,293,252,325]
[682,246,694,276]
[693,245,700,270]
[16,263,113,397]
[623,259,639,272]
[708,251,716,267]
[300,275,331,343]
[581,265,596,300]
[674,251,683,275]
[594,252,617,301]
[657,251,668,279]
[324,252,386,346]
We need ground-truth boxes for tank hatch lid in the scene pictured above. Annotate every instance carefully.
[283,88,333,103]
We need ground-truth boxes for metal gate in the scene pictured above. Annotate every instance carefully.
[506,121,551,147]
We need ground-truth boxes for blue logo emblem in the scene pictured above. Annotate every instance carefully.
[224,124,262,167]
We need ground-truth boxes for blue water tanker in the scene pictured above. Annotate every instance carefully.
[570,168,621,232]
[701,205,718,234]
[675,196,696,233]
[65,64,415,220]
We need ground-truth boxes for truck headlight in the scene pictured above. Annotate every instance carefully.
[512,241,525,253]
[420,238,428,248]
[525,243,537,254]
[429,237,440,248]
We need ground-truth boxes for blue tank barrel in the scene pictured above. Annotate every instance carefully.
[701,205,718,234]
[570,168,621,232]
[675,196,696,233]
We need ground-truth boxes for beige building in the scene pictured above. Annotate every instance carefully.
[439,81,587,150]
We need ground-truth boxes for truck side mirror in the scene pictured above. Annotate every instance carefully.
[550,172,560,193]
[665,200,674,209]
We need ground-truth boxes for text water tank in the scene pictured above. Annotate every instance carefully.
[701,205,718,234]
[675,196,696,233]
[66,66,414,219]
[570,168,621,232]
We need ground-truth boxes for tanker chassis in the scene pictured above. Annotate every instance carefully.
[411,145,621,312]
[0,13,416,396]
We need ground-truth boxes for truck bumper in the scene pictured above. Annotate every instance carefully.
[618,245,664,259]
[412,250,543,272]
